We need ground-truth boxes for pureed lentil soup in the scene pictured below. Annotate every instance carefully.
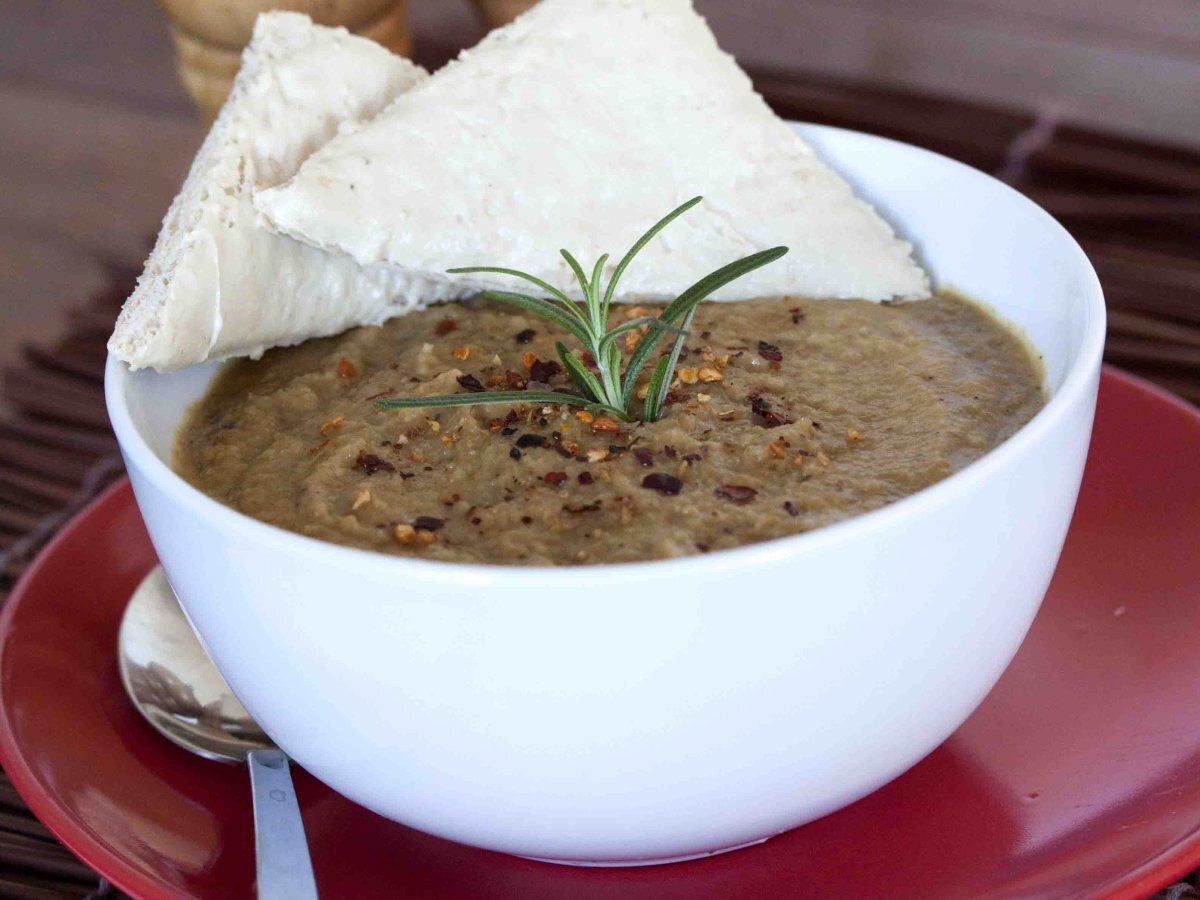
[174,295,1044,565]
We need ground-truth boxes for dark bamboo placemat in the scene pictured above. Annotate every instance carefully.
[0,70,1197,899]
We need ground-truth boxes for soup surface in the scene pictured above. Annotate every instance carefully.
[175,295,1044,565]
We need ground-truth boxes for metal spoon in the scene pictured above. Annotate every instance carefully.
[117,566,319,900]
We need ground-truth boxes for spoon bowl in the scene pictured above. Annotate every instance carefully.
[117,566,319,899]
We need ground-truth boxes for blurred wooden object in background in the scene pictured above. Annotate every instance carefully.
[155,0,413,122]
[469,0,535,30]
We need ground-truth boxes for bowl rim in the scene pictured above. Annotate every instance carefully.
[104,122,1107,586]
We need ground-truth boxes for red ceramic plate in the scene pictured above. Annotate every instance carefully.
[1,367,1198,899]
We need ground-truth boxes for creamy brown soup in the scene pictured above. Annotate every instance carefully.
[174,295,1043,565]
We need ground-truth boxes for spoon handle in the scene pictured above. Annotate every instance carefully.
[248,749,319,900]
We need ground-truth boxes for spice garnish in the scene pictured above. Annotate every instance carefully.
[715,484,757,505]
[641,473,683,495]
[456,374,485,392]
[783,500,800,517]
[356,451,394,474]
[435,318,457,336]
[413,516,445,531]
[375,197,787,422]
[515,328,536,343]
[757,340,783,362]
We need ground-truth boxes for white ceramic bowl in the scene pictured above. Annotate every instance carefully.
[105,123,1105,865]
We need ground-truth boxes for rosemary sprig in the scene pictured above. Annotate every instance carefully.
[375,197,788,423]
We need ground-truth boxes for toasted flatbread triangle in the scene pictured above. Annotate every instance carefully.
[258,0,929,303]
[109,12,465,371]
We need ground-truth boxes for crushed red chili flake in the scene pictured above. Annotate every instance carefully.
[544,471,568,486]
[748,391,794,428]
[591,416,621,434]
[633,448,654,467]
[515,328,536,343]
[695,542,711,553]
[580,350,597,367]
[663,445,678,458]
[700,330,712,340]
[338,357,357,378]
[783,500,800,517]
[365,389,395,401]
[356,450,395,474]
[681,452,702,463]
[663,390,687,406]
[310,438,330,455]
[413,516,445,531]
[757,340,783,362]
[641,472,683,495]
[578,471,595,485]
[487,417,507,432]
[505,370,527,390]
[564,502,602,513]
[768,361,782,372]
[551,431,580,458]
[456,373,485,393]
[528,359,562,383]
[715,484,758,505]
[435,319,457,336]
[812,421,822,430]
[516,433,547,448]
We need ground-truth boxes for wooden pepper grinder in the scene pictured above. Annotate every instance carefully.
[469,0,537,30]
[155,0,413,123]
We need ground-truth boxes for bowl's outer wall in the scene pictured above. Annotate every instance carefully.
[108,125,1105,863]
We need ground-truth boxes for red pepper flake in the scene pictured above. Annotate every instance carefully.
[700,330,712,340]
[715,484,758,505]
[578,471,594,485]
[310,438,331,455]
[663,445,678,459]
[633,448,654,467]
[551,431,581,458]
[487,417,507,432]
[748,391,794,428]
[695,542,711,553]
[516,433,547,448]
[783,500,800,517]
[435,318,457,336]
[528,359,562,383]
[580,350,597,367]
[522,351,538,370]
[505,370,527,390]
[564,501,602,514]
[318,415,344,435]
[663,390,687,406]
[456,374,485,392]
[681,452,703,463]
[356,450,395,474]
[768,361,782,372]
[591,416,621,434]
[338,357,357,378]
[413,516,445,531]
[757,340,783,362]
[365,389,395,401]
[544,471,568,487]
[641,473,683,495]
